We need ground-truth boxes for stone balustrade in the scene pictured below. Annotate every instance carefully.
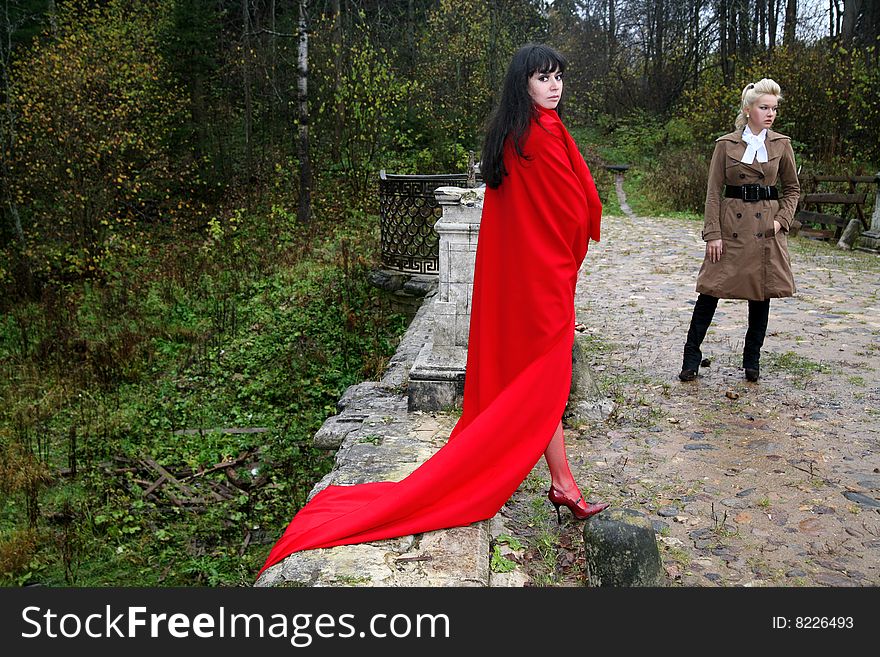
[407,186,485,412]
[858,172,880,252]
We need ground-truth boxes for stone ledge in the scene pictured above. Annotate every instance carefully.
[256,524,489,588]
[255,296,500,587]
[255,395,493,586]
[407,340,467,412]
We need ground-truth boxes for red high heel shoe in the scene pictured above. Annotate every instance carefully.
[548,485,609,524]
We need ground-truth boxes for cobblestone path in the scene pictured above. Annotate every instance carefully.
[504,207,880,587]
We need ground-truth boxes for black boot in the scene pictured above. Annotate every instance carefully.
[680,294,718,381]
[743,299,770,382]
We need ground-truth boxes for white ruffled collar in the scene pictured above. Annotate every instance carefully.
[741,126,768,164]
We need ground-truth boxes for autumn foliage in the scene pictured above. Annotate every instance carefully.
[8,0,190,284]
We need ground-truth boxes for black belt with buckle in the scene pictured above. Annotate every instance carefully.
[724,184,779,201]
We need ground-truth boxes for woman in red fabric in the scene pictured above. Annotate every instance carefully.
[472,43,609,524]
[258,44,606,577]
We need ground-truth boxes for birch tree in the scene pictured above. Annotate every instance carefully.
[297,0,311,225]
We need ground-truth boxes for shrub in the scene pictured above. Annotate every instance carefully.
[641,144,712,215]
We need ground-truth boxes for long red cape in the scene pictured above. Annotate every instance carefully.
[258,106,601,576]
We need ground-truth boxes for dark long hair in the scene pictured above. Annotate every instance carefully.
[480,44,568,189]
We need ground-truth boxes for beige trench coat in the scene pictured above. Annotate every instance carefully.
[695,129,800,300]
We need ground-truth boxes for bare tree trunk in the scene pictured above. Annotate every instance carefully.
[737,0,751,60]
[768,0,778,49]
[654,0,665,106]
[866,0,880,47]
[690,0,701,86]
[643,1,656,104]
[1,0,24,249]
[488,0,501,99]
[783,0,797,46]
[407,0,415,76]
[758,0,766,49]
[842,0,864,41]
[241,0,253,175]
[269,0,276,83]
[727,0,739,84]
[719,0,733,85]
[331,0,342,161]
[266,0,281,162]
[297,0,311,225]
[608,0,617,65]
[830,0,839,37]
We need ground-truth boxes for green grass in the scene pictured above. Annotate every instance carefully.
[489,545,517,574]
[764,351,830,386]
[521,496,563,586]
[663,545,691,567]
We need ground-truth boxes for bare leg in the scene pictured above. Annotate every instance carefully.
[543,420,580,498]
[544,419,609,520]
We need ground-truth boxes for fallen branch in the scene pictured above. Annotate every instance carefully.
[142,474,168,497]
[140,457,200,500]
[178,450,255,483]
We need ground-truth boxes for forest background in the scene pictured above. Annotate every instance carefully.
[0,0,878,586]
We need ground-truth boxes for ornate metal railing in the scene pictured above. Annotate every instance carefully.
[379,171,478,275]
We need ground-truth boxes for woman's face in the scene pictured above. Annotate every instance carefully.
[747,94,779,132]
[528,68,563,110]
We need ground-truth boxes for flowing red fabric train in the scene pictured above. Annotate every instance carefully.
[258,106,601,576]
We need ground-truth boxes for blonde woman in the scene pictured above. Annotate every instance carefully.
[679,79,800,383]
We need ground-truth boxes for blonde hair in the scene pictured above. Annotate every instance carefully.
[735,78,782,129]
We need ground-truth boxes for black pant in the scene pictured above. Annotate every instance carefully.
[682,294,770,371]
